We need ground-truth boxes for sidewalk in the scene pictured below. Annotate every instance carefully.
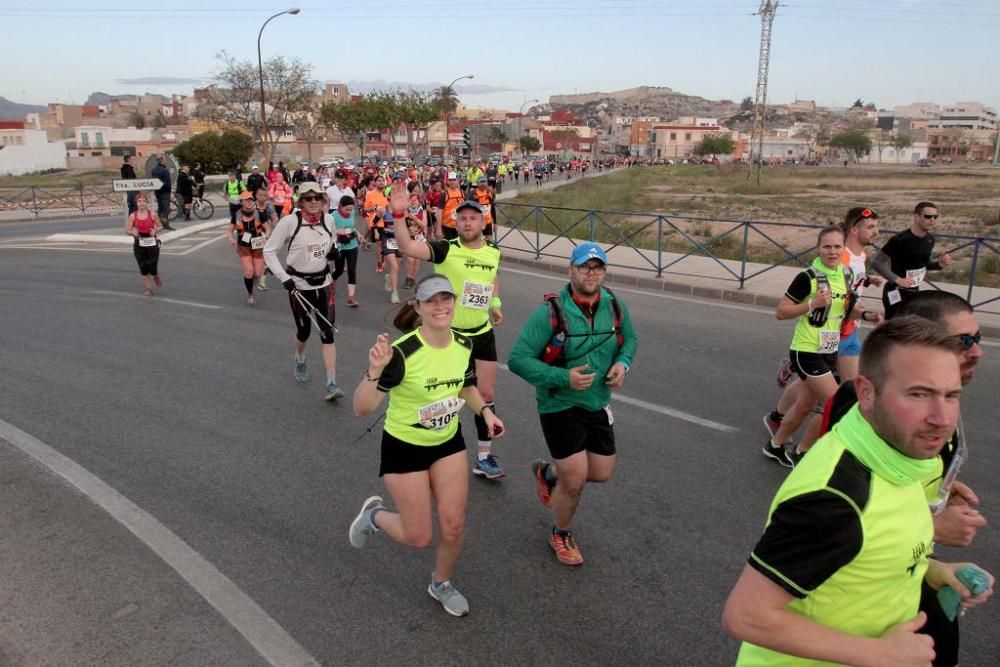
[493,221,1000,335]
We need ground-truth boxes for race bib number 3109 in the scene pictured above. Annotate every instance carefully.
[417,397,465,430]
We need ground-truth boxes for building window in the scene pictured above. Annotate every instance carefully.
[670,132,677,140]
[685,133,692,141]
[95,132,104,147]
[333,87,339,95]
[15,136,23,145]
[80,132,89,146]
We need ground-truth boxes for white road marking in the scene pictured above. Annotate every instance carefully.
[501,266,772,315]
[88,290,221,310]
[0,244,130,253]
[496,363,738,432]
[179,233,229,255]
[0,418,321,667]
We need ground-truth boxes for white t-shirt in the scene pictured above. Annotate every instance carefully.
[843,247,868,297]
[325,184,355,208]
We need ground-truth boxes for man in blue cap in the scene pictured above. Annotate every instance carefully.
[508,241,638,566]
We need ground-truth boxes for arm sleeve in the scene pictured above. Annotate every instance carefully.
[376,349,405,392]
[462,351,477,388]
[870,250,897,281]
[614,299,638,369]
[784,271,812,303]
[427,240,451,264]
[748,490,863,598]
[507,304,572,389]
[263,216,293,283]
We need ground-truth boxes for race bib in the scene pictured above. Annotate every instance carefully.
[250,236,266,250]
[241,232,252,244]
[461,281,494,310]
[906,267,926,286]
[417,397,465,431]
[138,236,157,247]
[887,289,902,305]
[385,237,398,251]
[306,243,325,260]
[819,330,839,354]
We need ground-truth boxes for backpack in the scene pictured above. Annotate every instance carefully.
[539,289,624,367]
[287,210,332,250]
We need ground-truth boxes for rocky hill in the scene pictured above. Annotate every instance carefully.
[540,87,846,132]
[0,97,46,120]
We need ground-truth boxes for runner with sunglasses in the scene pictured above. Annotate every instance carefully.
[803,291,987,667]
[872,201,953,319]
[263,182,344,401]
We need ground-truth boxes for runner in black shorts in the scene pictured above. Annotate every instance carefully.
[508,242,638,566]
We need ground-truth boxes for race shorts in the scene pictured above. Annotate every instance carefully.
[839,329,862,357]
[790,350,838,380]
[452,327,497,362]
[539,405,616,460]
[379,426,466,476]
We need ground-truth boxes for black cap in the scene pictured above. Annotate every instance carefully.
[455,200,484,215]
[334,169,347,178]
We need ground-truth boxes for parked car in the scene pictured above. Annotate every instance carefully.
[918,158,933,167]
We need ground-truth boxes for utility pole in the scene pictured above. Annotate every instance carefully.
[747,0,779,186]
[992,129,1000,166]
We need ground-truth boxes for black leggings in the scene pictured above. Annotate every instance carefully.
[290,285,335,344]
[133,242,160,276]
[229,202,240,225]
[333,247,358,285]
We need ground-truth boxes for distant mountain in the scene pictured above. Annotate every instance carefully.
[0,97,46,120]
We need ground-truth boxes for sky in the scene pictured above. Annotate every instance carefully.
[2,0,999,114]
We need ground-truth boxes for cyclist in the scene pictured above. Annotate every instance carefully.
[229,191,270,306]
[263,182,344,401]
[125,192,163,297]
[349,273,505,617]
[391,193,506,479]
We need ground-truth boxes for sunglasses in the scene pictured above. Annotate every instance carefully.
[575,264,607,275]
[922,214,939,220]
[860,208,876,218]
[955,332,981,349]
[300,195,323,203]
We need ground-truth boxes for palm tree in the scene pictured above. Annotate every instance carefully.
[438,86,460,117]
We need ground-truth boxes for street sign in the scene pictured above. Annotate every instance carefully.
[112,179,161,192]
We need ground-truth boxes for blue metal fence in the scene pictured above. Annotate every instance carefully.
[494,202,1000,312]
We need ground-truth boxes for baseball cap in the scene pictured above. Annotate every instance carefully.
[298,182,325,196]
[239,190,254,200]
[334,169,347,178]
[251,164,259,170]
[447,172,458,180]
[570,242,608,266]
[415,274,456,302]
[455,200,484,215]
[477,176,488,184]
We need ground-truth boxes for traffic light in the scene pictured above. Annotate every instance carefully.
[463,128,472,156]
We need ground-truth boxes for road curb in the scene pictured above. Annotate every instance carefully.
[500,250,1000,339]
[46,218,229,245]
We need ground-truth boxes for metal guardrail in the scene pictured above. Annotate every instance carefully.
[0,185,124,217]
[493,202,1000,313]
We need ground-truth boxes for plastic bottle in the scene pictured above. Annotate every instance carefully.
[808,275,831,327]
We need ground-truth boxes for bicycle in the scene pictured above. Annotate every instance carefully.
[168,194,215,221]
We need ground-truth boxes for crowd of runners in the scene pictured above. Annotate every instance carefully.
[121,156,994,665]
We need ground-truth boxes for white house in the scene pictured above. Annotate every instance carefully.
[0,129,68,175]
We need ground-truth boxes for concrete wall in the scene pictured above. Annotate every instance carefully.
[0,131,67,175]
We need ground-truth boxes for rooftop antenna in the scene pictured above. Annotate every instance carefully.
[747,1,779,186]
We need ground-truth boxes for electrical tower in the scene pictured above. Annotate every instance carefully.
[747,0,779,186]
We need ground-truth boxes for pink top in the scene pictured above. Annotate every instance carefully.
[133,211,155,235]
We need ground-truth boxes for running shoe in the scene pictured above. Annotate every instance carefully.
[762,414,793,447]
[784,446,805,468]
[257,277,269,291]
[294,359,308,383]
[762,438,793,468]
[549,530,584,566]
[384,274,392,292]
[348,495,384,548]
[154,275,162,288]
[390,290,400,304]
[473,455,505,479]
[143,288,152,297]
[404,276,415,290]
[347,297,359,308]
[325,381,344,401]
[376,261,384,273]
[776,358,795,388]
[427,579,469,617]
[532,460,554,507]
[246,294,256,306]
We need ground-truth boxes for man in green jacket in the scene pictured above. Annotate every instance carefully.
[508,242,638,566]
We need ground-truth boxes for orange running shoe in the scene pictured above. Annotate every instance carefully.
[532,460,553,508]
[549,530,583,566]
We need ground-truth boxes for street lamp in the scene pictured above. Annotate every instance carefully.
[518,98,538,155]
[258,7,300,168]
[443,74,473,160]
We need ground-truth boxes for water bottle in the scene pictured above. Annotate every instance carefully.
[540,331,567,365]
[808,275,831,327]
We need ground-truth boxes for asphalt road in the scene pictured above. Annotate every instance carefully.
[1,217,998,666]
